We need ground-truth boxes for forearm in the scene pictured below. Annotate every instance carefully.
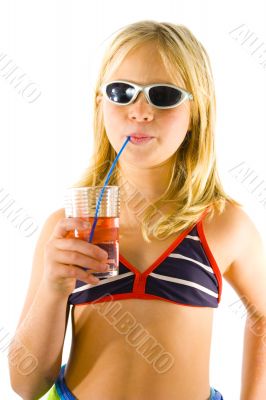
[8,281,70,400]
[240,316,266,399]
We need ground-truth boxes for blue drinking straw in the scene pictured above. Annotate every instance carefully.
[88,135,131,243]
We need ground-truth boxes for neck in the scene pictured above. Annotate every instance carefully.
[117,156,175,203]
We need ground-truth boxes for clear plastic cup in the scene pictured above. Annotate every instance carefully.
[64,186,120,278]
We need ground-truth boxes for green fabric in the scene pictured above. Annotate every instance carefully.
[46,385,61,399]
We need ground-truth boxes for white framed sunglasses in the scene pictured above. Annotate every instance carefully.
[100,80,193,109]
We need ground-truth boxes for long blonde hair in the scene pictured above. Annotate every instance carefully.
[72,20,242,242]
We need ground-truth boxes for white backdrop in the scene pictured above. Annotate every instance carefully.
[1,0,266,399]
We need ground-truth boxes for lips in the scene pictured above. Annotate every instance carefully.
[128,136,155,145]
[129,133,154,138]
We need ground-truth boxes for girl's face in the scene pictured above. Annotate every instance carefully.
[98,42,192,168]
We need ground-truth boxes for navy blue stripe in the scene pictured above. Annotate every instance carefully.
[173,226,212,267]
[154,257,218,294]
[146,275,218,308]
[119,262,132,274]
[69,273,134,304]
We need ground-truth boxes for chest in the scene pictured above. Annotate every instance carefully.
[119,217,234,276]
[119,229,181,273]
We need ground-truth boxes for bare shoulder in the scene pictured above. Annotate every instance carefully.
[202,200,261,275]
[204,201,266,317]
[206,200,249,228]
[208,200,261,251]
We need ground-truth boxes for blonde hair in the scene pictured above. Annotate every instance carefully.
[72,20,242,242]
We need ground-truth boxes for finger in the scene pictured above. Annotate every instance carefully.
[54,238,108,261]
[55,249,109,272]
[55,263,100,284]
[51,218,91,240]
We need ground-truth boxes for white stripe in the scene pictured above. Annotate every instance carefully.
[168,253,213,274]
[186,235,200,241]
[72,272,135,294]
[150,272,218,298]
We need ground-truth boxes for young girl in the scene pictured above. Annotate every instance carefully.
[9,20,266,400]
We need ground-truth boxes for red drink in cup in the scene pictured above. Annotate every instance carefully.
[64,186,120,278]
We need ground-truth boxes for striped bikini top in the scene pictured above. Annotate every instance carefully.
[68,209,222,308]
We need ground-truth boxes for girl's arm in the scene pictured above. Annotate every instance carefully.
[8,210,70,400]
[9,209,108,400]
[223,206,266,399]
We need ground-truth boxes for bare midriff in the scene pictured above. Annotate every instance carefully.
[64,301,213,400]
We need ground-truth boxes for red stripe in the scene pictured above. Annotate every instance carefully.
[197,218,223,303]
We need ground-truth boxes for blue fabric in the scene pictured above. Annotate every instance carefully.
[54,364,76,400]
[210,386,224,399]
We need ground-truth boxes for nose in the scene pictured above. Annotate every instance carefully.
[128,92,154,122]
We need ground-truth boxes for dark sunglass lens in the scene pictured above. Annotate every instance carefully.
[106,83,135,104]
[149,86,182,107]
